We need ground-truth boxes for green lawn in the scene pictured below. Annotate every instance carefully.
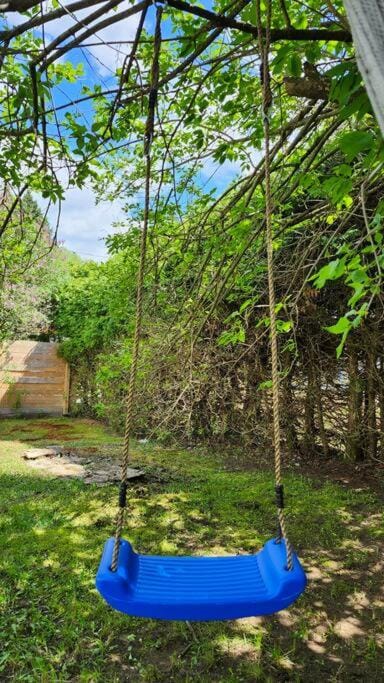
[0,418,383,682]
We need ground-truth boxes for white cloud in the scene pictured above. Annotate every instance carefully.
[6,1,142,77]
[37,185,123,261]
[39,1,142,77]
[84,5,142,77]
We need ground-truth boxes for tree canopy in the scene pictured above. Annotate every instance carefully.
[1,1,384,462]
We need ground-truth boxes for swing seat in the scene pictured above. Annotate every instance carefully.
[96,537,306,621]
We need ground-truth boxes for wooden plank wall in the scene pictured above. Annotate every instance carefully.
[0,341,69,416]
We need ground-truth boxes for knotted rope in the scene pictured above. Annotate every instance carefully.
[111,3,163,572]
[256,0,293,570]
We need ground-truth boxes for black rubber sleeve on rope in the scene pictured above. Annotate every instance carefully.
[119,482,127,508]
[275,484,284,509]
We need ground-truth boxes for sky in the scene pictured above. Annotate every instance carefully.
[6,1,240,261]
[35,1,144,260]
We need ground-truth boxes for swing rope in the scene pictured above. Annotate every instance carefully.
[111,2,163,572]
[111,0,293,574]
[256,0,293,570]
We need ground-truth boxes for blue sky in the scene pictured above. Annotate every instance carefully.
[6,1,240,260]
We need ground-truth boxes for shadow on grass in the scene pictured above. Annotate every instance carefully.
[0,457,383,682]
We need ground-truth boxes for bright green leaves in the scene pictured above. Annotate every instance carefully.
[312,252,374,303]
[0,33,92,216]
[333,164,353,178]
[277,319,293,333]
[339,131,375,161]
[55,256,137,361]
[48,60,84,84]
[194,128,206,151]
[63,111,102,160]
[217,323,245,347]
[339,91,372,121]
[326,315,351,359]
[217,297,293,349]
[322,176,353,205]
[0,193,68,342]
[272,44,302,77]
[311,258,347,289]
[311,216,383,358]
[212,142,239,164]
[218,309,246,347]
[329,62,362,105]
[326,304,369,358]
[328,61,373,122]
[319,130,377,208]
[326,315,351,335]
[271,44,291,75]
[257,315,293,334]
[287,54,302,78]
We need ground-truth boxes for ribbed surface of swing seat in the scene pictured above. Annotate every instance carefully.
[96,537,306,621]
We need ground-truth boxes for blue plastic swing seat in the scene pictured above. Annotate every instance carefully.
[96,537,306,621]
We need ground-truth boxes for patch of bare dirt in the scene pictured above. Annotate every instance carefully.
[22,446,144,485]
[36,421,72,430]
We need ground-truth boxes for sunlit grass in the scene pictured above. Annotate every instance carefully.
[0,417,383,681]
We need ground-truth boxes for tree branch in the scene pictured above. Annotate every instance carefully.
[0,0,106,40]
[41,1,147,70]
[279,0,292,28]
[162,0,352,43]
[1,0,353,44]
[32,0,122,67]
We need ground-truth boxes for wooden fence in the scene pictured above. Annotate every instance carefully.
[0,340,70,416]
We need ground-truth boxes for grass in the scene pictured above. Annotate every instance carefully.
[0,417,383,682]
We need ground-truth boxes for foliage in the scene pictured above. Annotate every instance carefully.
[55,255,136,359]
[2,1,384,460]
[0,192,76,340]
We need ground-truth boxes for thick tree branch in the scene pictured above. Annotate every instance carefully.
[162,0,352,42]
[279,0,292,28]
[32,0,122,67]
[120,0,252,107]
[1,0,353,45]
[0,0,106,41]
[0,0,37,10]
[41,1,147,70]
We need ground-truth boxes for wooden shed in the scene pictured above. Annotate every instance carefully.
[0,340,70,416]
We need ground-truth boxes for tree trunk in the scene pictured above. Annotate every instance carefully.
[365,347,378,462]
[313,364,329,457]
[281,369,300,457]
[302,362,316,454]
[346,349,363,461]
[379,356,384,458]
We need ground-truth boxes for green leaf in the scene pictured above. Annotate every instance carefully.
[311,258,346,288]
[336,331,349,359]
[348,283,365,308]
[322,176,353,204]
[334,164,352,178]
[276,319,293,333]
[258,379,273,390]
[239,298,254,313]
[287,54,302,78]
[271,44,291,75]
[326,316,351,335]
[339,131,375,161]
